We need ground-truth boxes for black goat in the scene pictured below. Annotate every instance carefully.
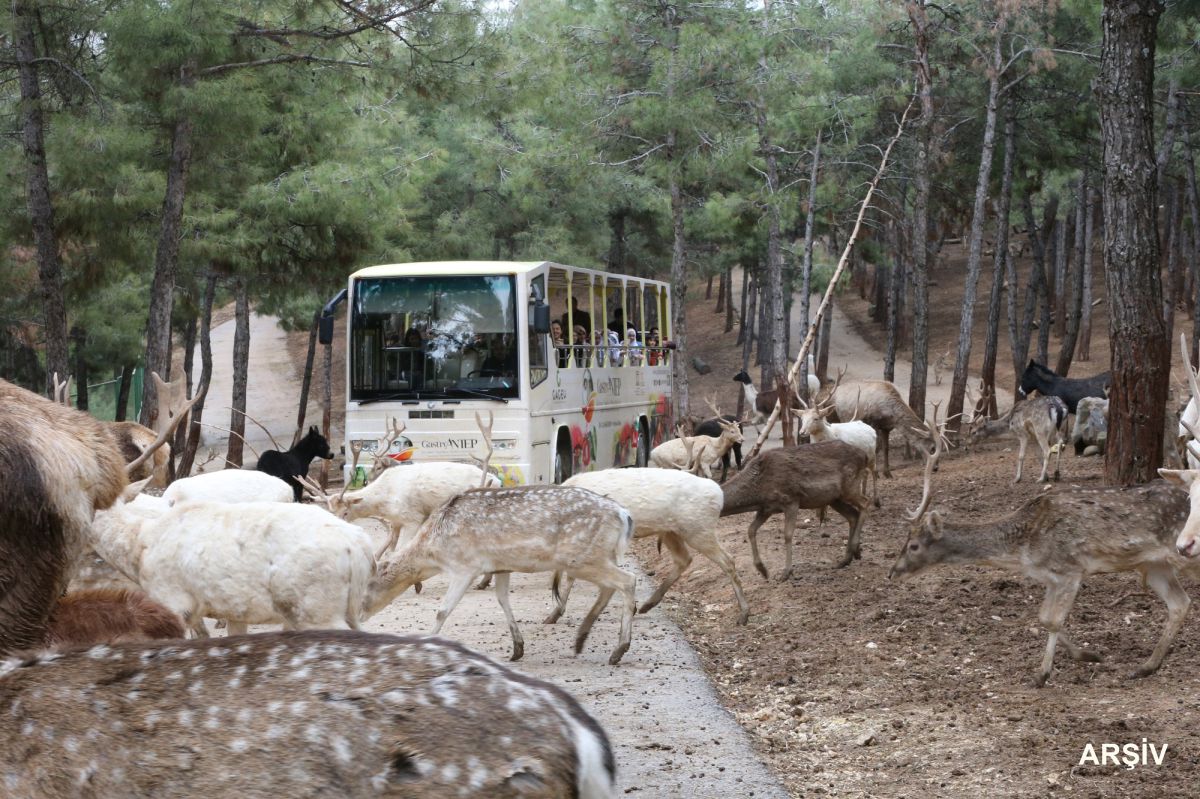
[695,415,743,482]
[1017,360,1110,414]
[256,426,335,501]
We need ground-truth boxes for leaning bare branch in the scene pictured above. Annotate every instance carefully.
[224,407,283,451]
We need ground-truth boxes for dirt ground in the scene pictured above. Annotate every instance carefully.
[662,246,1200,798]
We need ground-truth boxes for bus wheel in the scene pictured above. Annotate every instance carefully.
[553,434,572,484]
[636,418,651,467]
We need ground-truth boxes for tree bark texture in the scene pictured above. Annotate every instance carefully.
[1057,174,1088,375]
[946,48,1003,437]
[72,327,87,411]
[736,267,750,346]
[115,364,133,422]
[14,0,70,392]
[141,103,195,427]
[225,279,250,468]
[798,137,821,401]
[1097,0,1167,485]
[724,267,735,333]
[906,0,935,421]
[294,308,321,447]
[885,221,905,384]
[177,271,216,478]
[669,173,688,420]
[1077,186,1096,361]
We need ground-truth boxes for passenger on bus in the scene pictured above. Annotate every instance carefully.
[551,320,570,368]
[561,297,591,338]
[646,327,661,366]
[572,325,588,367]
[626,327,643,366]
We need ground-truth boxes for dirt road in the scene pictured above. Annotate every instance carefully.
[200,311,789,797]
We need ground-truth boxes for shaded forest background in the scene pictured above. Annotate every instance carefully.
[1,0,1197,482]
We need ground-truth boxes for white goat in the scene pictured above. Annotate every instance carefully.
[792,406,879,507]
[650,418,743,479]
[561,468,749,624]
[364,485,637,665]
[90,486,375,637]
[162,468,294,505]
[304,461,501,557]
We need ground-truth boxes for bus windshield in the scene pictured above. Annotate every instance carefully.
[350,274,519,401]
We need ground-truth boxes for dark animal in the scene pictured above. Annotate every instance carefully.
[732,370,802,424]
[1017,360,1110,414]
[720,440,870,579]
[257,425,335,501]
[694,414,743,481]
[0,379,619,798]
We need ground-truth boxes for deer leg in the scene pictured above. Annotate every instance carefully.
[690,533,750,625]
[1057,634,1103,663]
[746,510,773,580]
[492,572,524,662]
[830,499,863,568]
[1014,435,1028,483]
[639,532,692,614]
[432,573,476,635]
[775,505,798,582]
[879,431,893,478]
[1131,565,1191,679]
[1037,436,1051,483]
[610,566,637,665]
[544,573,575,624]
[375,524,402,560]
[1034,576,1081,688]
[1053,431,1064,481]
[475,573,493,591]
[574,587,615,656]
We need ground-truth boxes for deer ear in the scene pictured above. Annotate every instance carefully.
[926,510,944,539]
[121,476,154,503]
[1159,468,1195,488]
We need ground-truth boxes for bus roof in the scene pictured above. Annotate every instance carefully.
[350,261,669,288]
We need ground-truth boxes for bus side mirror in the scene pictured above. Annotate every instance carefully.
[319,314,336,345]
[531,302,551,334]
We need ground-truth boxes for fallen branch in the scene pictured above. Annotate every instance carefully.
[224,407,283,451]
[744,93,917,462]
[196,422,262,461]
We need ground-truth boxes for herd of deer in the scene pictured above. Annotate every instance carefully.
[7,333,1200,795]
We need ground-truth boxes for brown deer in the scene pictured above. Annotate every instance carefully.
[815,375,934,477]
[0,379,619,797]
[720,440,870,579]
[967,395,1069,483]
[891,428,1196,687]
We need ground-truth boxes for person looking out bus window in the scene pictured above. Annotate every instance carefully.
[551,320,569,368]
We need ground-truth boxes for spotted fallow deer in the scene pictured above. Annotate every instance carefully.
[0,379,619,798]
[891,425,1197,687]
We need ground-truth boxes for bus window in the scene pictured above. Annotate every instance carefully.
[529,275,548,387]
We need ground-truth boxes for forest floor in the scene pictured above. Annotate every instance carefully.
[663,244,1200,797]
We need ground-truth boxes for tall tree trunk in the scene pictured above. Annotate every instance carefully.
[885,220,905,383]
[1164,180,1184,338]
[14,0,69,393]
[1057,173,1088,375]
[724,266,735,333]
[816,308,833,384]
[947,50,1004,437]
[140,101,195,428]
[72,326,87,411]
[1077,186,1096,361]
[1097,0,1167,485]
[736,266,750,345]
[737,275,758,421]
[906,0,935,421]
[798,136,821,400]
[1020,191,1051,372]
[319,338,334,489]
[293,308,320,447]
[178,271,216,477]
[1186,141,1200,365]
[669,173,688,420]
[114,364,134,422]
[225,279,250,468]
[181,315,197,400]
[1054,211,1071,339]
[979,212,1007,418]
[714,269,725,311]
[705,274,714,301]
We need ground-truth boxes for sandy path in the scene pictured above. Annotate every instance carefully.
[190,313,332,467]
[200,311,789,797]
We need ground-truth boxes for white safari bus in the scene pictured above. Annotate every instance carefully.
[337,261,674,486]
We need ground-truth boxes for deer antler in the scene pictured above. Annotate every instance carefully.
[471,411,495,486]
[368,418,408,479]
[906,403,945,523]
[298,474,333,505]
[125,389,203,476]
[703,393,723,420]
[340,441,365,500]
